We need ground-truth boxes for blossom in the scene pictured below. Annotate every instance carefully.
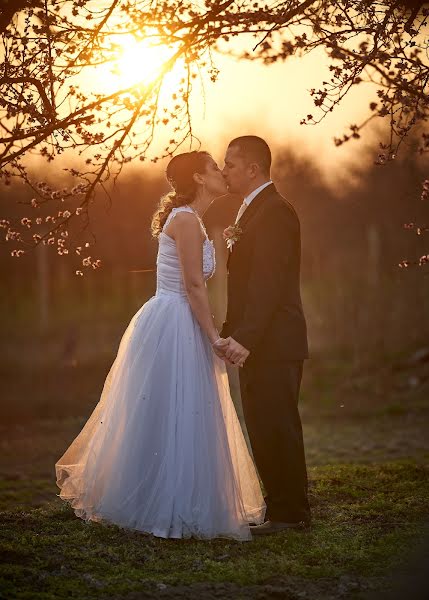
[398,260,410,268]
[71,183,86,195]
[5,228,21,241]
[421,180,429,201]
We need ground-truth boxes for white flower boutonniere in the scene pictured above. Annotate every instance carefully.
[223,224,243,251]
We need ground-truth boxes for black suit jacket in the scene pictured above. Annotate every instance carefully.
[220,183,309,362]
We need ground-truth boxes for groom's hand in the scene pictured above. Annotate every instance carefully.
[224,337,250,367]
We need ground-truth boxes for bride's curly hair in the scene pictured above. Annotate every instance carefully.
[151,151,211,238]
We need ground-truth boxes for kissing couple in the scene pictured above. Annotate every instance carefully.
[55,135,311,541]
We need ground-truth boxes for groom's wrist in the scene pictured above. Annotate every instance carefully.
[230,330,252,353]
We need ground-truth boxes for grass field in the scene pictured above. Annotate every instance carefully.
[1,347,428,599]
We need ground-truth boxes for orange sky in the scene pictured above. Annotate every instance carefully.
[88,35,381,190]
[189,46,380,187]
[23,29,382,193]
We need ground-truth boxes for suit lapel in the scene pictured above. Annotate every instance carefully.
[227,183,276,269]
[236,182,275,230]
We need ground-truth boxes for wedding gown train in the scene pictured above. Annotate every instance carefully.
[55,206,266,541]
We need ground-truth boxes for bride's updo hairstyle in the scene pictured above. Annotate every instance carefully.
[151,150,211,238]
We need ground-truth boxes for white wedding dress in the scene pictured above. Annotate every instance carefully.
[55,206,266,541]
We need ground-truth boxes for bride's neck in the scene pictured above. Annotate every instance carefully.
[189,191,212,218]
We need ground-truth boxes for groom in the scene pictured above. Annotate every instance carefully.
[216,135,311,535]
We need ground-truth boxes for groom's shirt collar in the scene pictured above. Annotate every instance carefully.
[244,180,273,206]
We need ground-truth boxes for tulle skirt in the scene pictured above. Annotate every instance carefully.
[55,290,266,541]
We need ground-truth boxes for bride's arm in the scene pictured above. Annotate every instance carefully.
[173,212,220,345]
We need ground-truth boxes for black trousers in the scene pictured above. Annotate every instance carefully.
[239,359,311,523]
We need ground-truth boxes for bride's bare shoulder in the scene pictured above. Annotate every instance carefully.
[164,210,203,242]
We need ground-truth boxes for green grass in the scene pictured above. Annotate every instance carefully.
[1,461,428,599]
[1,349,429,599]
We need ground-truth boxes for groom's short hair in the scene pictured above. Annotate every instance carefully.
[228,136,271,175]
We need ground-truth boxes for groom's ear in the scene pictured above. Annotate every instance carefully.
[247,162,259,179]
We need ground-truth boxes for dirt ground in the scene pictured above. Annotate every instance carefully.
[1,348,428,599]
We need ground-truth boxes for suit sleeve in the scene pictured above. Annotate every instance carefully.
[231,205,296,353]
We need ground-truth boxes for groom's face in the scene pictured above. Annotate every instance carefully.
[222,145,251,197]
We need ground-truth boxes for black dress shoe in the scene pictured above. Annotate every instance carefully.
[250,520,310,536]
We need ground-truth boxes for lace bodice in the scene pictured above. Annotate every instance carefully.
[156,206,215,297]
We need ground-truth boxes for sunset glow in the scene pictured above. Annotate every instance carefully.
[98,35,178,92]
[115,37,173,86]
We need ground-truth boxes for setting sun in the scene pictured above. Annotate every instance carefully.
[96,35,180,94]
[112,37,174,87]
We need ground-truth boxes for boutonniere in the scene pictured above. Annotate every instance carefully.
[223,224,243,250]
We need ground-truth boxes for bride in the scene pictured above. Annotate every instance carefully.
[55,150,266,541]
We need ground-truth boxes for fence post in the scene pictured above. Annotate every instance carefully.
[36,242,49,333]
[367,224,382,354]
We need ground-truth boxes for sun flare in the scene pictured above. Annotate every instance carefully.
[94,34,185,103]
[111,36,174,88]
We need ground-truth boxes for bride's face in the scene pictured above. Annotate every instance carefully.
[199,157,228,196]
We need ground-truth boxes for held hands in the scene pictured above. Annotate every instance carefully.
[212,337,250,368]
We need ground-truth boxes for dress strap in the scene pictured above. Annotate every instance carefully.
[163,206,208,238]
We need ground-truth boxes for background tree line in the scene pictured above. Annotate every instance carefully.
[1,143,427,369]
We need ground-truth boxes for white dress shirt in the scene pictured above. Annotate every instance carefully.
[235,180,273,224]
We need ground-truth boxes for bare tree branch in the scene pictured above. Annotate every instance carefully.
[0,0,427,267]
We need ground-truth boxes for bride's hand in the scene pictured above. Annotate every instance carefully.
[223,337,249,368]
[212,337,230,360]
[212,338,245,367]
